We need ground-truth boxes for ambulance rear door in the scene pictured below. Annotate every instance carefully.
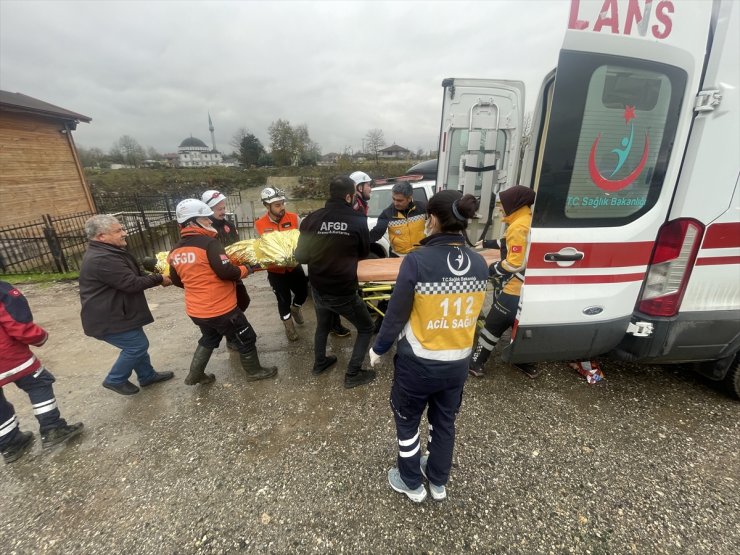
[436,79,525,226]
[503,0,716,363]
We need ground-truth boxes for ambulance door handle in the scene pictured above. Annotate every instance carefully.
[544,247,584,267]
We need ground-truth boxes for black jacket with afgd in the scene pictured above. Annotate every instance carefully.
[294,198,370,296]
[79,241,164,338]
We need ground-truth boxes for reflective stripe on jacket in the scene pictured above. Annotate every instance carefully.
[370,201,427,255]
[490,205,531,296]
[373,234,488,374]
[0,281,46,386]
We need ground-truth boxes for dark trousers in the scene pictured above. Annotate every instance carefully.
[478,292,520,350]
[312,287,373,375]
[390,355,467,489]
[267,267,308,320]
[0,368,66,449]
[191,307,257,355]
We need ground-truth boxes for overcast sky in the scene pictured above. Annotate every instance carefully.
[0,0,571,156]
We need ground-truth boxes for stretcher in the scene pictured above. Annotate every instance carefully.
[356,249,501,317]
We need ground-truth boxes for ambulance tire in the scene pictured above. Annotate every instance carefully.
[720,353,740,400]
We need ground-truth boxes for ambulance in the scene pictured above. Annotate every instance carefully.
[435,0,740,396]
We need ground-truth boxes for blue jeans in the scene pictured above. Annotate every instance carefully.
[312,287,374,375]
[100,328,156,385]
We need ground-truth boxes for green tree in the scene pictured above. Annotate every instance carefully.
[268,120,321,167]
[268,119,294,166]
[239,133,265,167]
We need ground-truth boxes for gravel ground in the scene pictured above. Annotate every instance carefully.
[1,278,738,554]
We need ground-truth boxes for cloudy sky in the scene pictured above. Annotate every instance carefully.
[1,0,571,156]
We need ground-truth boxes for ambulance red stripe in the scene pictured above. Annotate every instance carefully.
[527,242,654,269]
[701,222,740,249]
[695,256,740,266]
[524,272,645,285]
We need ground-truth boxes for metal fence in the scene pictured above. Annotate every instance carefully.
[0,192,252,275]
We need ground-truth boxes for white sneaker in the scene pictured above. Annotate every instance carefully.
[420,455,447,501]
[387,467,427,503]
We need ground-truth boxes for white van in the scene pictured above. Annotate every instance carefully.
[435,0,739,396]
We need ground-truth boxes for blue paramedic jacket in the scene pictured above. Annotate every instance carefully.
[373,233,489,376]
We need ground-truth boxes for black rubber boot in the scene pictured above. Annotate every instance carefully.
[240,349,278,381]
[469,343,493,377]
[185,345,216,385]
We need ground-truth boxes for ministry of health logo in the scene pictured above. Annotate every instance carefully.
[588,105,650,192]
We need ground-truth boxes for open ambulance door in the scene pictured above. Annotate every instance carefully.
[503,0,716,363]
[435,79,524,240]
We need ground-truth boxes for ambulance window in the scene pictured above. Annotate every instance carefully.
[446,129,506,194]
[532,51,686,228]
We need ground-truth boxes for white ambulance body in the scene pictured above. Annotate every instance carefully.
[436,0,740,395]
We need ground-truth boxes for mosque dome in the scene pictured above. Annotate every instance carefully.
[179,137,208,148]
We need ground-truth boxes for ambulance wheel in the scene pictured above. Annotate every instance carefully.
[720,353,740,400]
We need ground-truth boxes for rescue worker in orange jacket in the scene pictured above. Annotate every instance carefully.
[469,185,539,379]
[254,187,308,342]
[168,199,277,385]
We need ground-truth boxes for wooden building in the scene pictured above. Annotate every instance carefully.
[0,91,93,226]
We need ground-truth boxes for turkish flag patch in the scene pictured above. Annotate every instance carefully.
[220,254,230,264]
[224,225,231,233]
[511,245,523,253]
[9,288,21,297]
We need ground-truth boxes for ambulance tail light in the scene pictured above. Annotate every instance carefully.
[637,219,704,317]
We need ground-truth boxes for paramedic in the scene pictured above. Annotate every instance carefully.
[369,191,488,502]
[469,185,538,379]
[254,187,308,342]
[168,199,277,385]
[294,176,376,388]
[369,180,427,256]
[1,281,84,463]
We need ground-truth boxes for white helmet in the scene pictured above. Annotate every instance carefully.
[176,199,214,224]
[350,171,372,186]
[260,187,286,204]
[201,190,226,208]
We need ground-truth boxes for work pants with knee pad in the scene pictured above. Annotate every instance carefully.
[0,368,66,449]
[267,267,308,320]
[190,307,257,355]
[390,354,467,489]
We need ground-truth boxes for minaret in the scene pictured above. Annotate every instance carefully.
[208,112,216,152]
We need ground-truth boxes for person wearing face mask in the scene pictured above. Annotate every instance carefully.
[168,199,277,385]
[368,191,488,503]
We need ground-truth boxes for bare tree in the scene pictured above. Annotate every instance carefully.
[111,135,146,167]
[230,127,250,152]
[365,128,385,163]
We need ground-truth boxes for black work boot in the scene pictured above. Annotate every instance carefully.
[344,369,376,389]
[2,430,34,464]
[185,345,216,385]
[41,422,84,449]
[240,349,278,381]
[469,343,493,378]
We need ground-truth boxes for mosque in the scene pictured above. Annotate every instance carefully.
[177,114,224,167]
